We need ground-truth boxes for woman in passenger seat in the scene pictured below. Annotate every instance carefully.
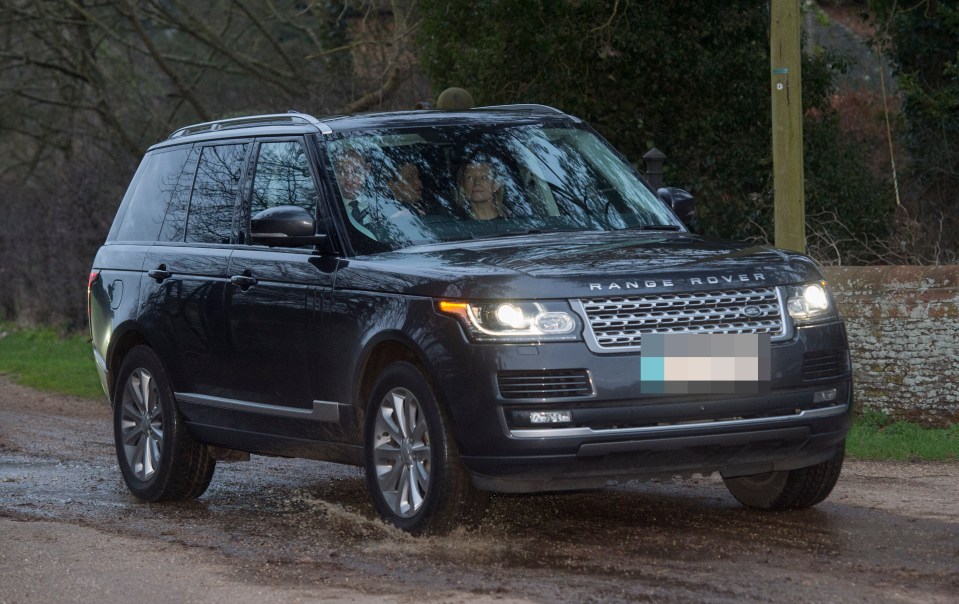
[458,159,505,220]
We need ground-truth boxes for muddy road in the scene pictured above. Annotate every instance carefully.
[1,377,957,603]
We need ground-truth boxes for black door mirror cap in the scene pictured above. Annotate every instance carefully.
[657,187,695,226]
[251,205,334,251]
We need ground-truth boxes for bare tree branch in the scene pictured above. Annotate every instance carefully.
[118,0,211,121]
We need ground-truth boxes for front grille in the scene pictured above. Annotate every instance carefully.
[578,287,785,351]
[497,369,593,399]
[803,350,850,380]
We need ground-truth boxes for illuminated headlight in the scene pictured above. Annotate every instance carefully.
[785,281,836,323]
[437,300,580,342]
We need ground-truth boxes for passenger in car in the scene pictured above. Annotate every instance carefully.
[386,161,427,215]
[332,147,378,239]
[458,160,504,220]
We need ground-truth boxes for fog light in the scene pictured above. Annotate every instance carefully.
[813,388,837,404]
[529,411,572,424]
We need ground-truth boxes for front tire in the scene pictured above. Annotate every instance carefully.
[113,346,215,501]
[722,445,845,510]
[363,362,487,534]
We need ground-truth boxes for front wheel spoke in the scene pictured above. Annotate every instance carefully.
[148,400,162,421]
[412,460,430,494]
[391,392,409,438]
[406,401,419,440]
[149,425,163,443]
[411,417,428,442]
[377,458,404,492]
[138,373,153,415]
[379,407,404,443]
[397,465,412,515]
[374,442,400,458]
[121,426,141,446]
[409,467,425,510]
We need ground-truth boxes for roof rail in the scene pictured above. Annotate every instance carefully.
[168,111,333,139]
[474,104,568,116]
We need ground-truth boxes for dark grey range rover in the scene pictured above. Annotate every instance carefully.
[88,105,851,533]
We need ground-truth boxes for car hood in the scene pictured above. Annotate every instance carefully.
[331,231,825,299]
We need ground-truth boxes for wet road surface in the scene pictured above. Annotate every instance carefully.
[1,377,957,602]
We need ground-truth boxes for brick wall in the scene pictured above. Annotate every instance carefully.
[823,266,959,426]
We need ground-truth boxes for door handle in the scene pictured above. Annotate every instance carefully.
[230,274,257,289]
[147,266,172,282]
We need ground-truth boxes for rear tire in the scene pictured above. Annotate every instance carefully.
[723,445,845,510]
[363,361,488,534]
[113,346,215,501]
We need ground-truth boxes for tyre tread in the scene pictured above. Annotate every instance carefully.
[364,361,488,535]
[115,346,216,502]
[724,445,845,511]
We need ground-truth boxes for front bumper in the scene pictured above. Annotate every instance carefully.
[428,318,852,493]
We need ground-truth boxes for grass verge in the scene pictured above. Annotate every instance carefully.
[0,325,103,400]
[847,411,959,461]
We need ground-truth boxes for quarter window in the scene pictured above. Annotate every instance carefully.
[112,146,191,242]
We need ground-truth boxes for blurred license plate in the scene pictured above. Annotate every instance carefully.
[640,333,771,395]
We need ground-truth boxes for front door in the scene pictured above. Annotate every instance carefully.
[223,138,333,411]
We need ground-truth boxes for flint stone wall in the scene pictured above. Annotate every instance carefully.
[823,266,959,426]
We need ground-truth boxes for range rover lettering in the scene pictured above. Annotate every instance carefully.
[88,106,851,534]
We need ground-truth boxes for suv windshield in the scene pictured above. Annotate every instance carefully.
[325,122,681,253]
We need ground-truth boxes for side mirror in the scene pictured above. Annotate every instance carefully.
[251,205,331,250]
[657,187,695,228]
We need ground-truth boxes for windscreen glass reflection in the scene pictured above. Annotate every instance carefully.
[326,125,680,253]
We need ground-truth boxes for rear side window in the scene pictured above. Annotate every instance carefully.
[111,146,191,242]
[186,143,249,244]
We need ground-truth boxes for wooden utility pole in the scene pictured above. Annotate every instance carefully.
[770,0,805,253]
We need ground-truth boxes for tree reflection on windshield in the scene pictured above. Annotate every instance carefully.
[326,124,681,254]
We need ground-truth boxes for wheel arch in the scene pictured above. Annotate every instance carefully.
[105,324,153,405]
[352,332,439,438]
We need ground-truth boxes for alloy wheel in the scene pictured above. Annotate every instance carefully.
[119,368,164,481]
[371,387,432,518]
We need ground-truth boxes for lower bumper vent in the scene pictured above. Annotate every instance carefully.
[802,350,850,381]
[497,369,593,399]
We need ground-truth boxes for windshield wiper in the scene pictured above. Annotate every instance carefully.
[621,224,683,231]
[471,226,599,240]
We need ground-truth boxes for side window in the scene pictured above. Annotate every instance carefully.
[112,146,191,242]
[250,140,318,216]
[185,143,248,244]
[158,145,199,242]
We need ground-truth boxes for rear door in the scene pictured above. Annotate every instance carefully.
[140,141,250,398]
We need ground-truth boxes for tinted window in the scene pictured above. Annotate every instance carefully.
[158,145,200,242]
[325,124,680,254]
[250,140,318,216]
[113,146,191,242]
[186,143,249,244]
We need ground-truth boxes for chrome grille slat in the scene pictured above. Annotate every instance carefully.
[578,287,786,351]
